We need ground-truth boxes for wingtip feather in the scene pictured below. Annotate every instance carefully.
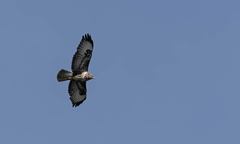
[82,33,94,47]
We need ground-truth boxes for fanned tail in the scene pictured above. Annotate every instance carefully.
[57,69,73,82]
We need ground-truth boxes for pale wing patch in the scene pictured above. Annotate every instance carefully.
[71,34,93,73]
[68,80,87,107]
[72,41,92,70]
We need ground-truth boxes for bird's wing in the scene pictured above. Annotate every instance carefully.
[71,34,93,74]
[68,80,87,107]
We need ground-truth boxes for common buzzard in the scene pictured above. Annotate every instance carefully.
[57,34,94,107]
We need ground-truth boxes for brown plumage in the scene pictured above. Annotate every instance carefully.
[57,34,94,107]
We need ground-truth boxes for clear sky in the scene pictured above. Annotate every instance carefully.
[1,0,240,143]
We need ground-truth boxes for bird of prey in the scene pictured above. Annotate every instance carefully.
[57,33,94,107]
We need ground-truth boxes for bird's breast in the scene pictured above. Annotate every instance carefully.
[72,72,88,81]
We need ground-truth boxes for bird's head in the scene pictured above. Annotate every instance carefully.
[86,73,95,81]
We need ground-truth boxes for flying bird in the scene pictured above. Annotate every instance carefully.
[57,34,94,107]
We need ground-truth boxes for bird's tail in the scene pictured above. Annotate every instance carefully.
[57,69,73,82]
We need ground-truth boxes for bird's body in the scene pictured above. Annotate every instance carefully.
[72,71,94,81]
[57,34,94,107]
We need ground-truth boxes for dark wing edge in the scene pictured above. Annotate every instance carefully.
[84,33,94,47]
[71,34,94,74]
[68,80,87,107]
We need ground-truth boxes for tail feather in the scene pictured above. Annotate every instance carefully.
[57,69,73,82]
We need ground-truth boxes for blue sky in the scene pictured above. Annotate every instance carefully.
[1,0,240,143]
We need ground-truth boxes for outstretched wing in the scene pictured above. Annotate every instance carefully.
[68,80,87,107]
[71,34,94,74]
